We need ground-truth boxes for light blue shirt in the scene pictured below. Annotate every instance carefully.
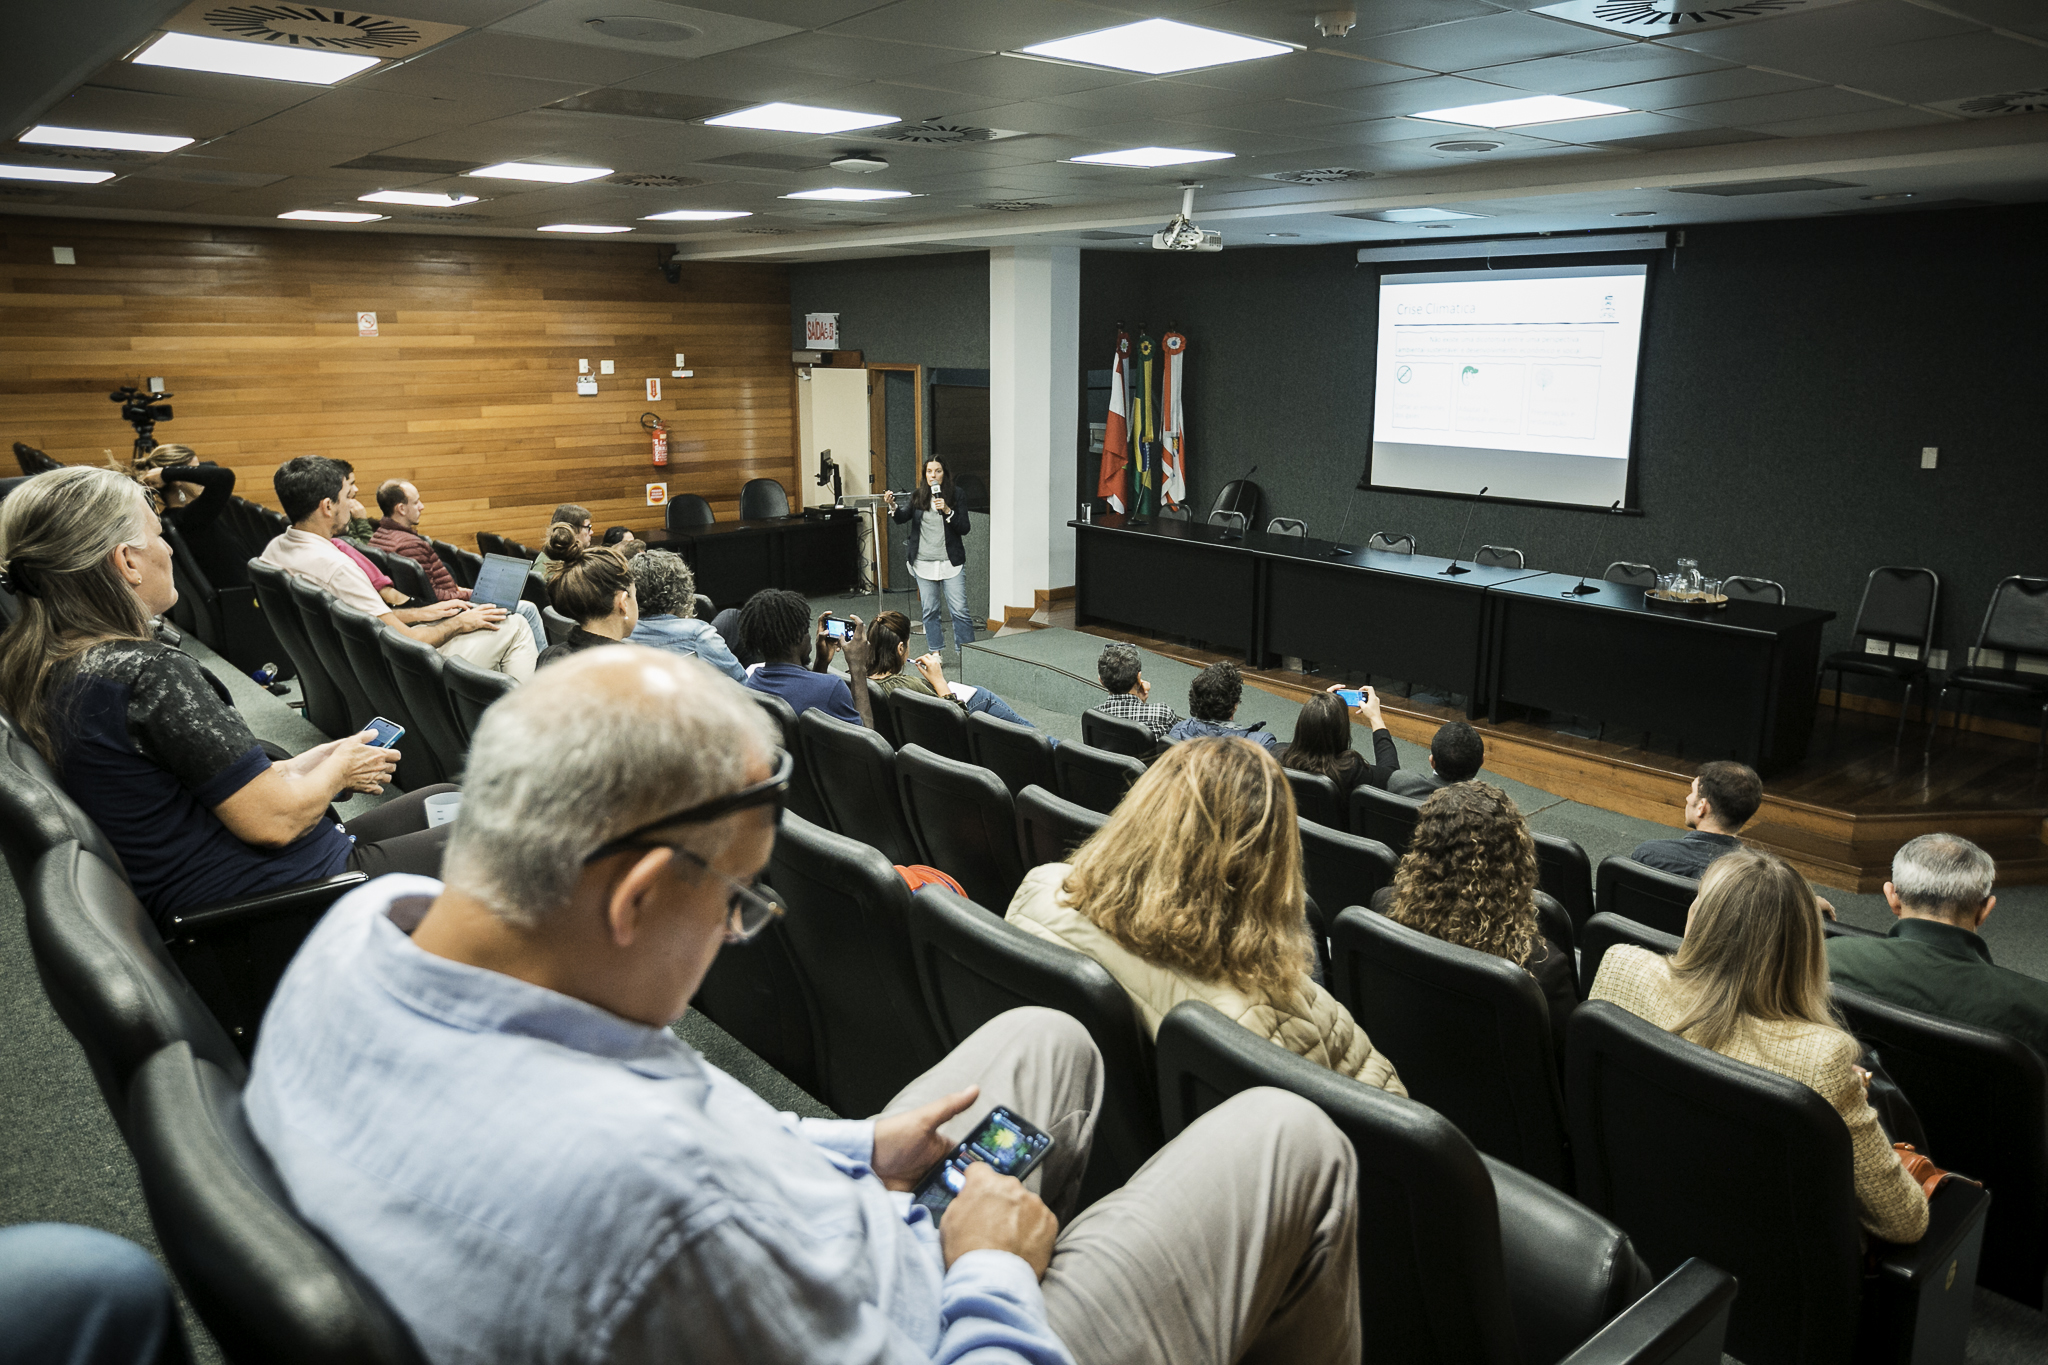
[626,613,746,681]
[245,876,1071,1365]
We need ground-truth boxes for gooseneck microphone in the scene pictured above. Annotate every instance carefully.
[1439,485,1489,576]
[1564,501,1625,596]
[1323,487,1363,558]
[1216,463,1257,540]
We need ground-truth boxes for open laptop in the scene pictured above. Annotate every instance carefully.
[470,552,533,612]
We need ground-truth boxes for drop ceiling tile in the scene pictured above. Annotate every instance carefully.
[1047,78,1269,119]
[1669,85,1895,129]
[1927,0,2048,41]
[79,63,327,119]
[396,1,538,22]
[1536,110,1729,145]
[1146,49,1421,100]
[915,99,1117,137]
[1289,115,1481,147]
[1792,32,2048,106]
[353,59,594,118]
[616,56,866,101]
[48,180,224,212]
[1305,74,1532,118]
[37,85,268,140]
[1178,0,1506,45]
[822,0,1135,52]
[1741,106,1952,139]
[657,0,888,25]
[733,32,986,80]
[236,87,492,139]
[1358,11,1628,74]
[486,1,803,59]
[907,55,1153,101]
[1650,0,1980,62]
[428,31,675,84]
[1581,67,1821,112]
[1458,44,1737,96]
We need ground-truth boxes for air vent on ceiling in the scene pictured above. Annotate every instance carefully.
[334,155,480,175]
[702,152,831,172]
[407,211,487,222]
[1258,167,1372,185]
[165,1,466,53]
[875,123,1025,145]
[735,227,800,235]
[1432,141,1503,154]
[582,15,699,43]
[608,173,705,189]
[546,89,738,124]
[1934,89,2048,118]
[1532,0,1854,38]
[12,146,138,164]
[971,200,1049,212]
[1667,177,1860,196]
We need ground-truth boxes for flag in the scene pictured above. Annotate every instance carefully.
[1160,330,1187,511]
[1133,330,1158,515]
[1097,329,1131,512]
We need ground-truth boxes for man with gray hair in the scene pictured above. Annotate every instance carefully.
[1088,642,1180,739]
[246,646,1362,1365]
[1828,832,2048,1062]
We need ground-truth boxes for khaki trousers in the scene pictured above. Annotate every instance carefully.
[437,612,537,681]
[883,1008,1361,1365]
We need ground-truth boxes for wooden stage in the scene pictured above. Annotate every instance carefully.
[1033,594,2048,893]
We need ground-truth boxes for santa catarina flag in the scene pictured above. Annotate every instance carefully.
[1134,330,1158,515]
[1097,330,1132,512]
[1160,330,1188,511]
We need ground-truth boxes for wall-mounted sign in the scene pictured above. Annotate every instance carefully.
[646,378,661,400]
[357,311,377,337]
[646,482,668,506]
[804,312,840,347]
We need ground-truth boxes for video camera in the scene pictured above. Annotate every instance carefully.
[109,383,174,457]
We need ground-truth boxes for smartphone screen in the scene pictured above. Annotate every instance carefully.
[1335,689,1365,708]
[824,616,850,640]
[364,716,405,748]
[911,1106,1054,1223]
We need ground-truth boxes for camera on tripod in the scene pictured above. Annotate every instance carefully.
[109,383,174,457]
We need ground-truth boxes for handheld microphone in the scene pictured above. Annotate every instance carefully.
[1439,485,1489,576]
[1563,501,1624,596]
[1217,463,1257,540]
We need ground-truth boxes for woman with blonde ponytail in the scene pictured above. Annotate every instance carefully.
[120,442,236,536]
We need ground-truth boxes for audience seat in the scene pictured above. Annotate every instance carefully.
[1818,565,1940,752]
[1577,912,1681,1000]
[895,745,1026,911]
[1155,1000,1736,1365]
[378,631,469,782]
[689,881,821,1103]
[1568,1001,1989,1365]
[745,691,831,829]
[1534,890,1577,965]
[767,814,950,1119]
[1535,831,1596,937]
[287,576,374,737]
[797,710,919,866]
[1052,740,1146,815]
[430,539,479,590]
[474,531,510,559]
[889,687,971,763]
[665,494,715,531]
[1297,821,1398,921]
[1283,768,1344,829]
[1832,984,2048,1309]
[0,713,129,884]
[1330,908,1572,1191]
[865,680,899,747]
[355,542,431,607]
[1014,785,1105,869]
[739,478,790,521]
[442,656,516,744]
[966,712,1057,797]
[521,572,549,609]
[1603,563,1658,589]
[1349,783,1423,853]
[126,1043,431,1365]
[906,885,1162,1208]
[329,601,442,789]
[1080,709,1156,761]
[249,560,348,737]
[1593,857,1697,938]
[540,605,576,649]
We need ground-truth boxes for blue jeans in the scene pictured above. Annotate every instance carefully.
[913,567,975,652]
[961,686,1058,745]
[0,1224,185,1365]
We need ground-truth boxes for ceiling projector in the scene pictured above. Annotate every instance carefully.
[1152,186,1222,252]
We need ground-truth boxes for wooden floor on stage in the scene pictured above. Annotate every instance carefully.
[1054,606,2048,892]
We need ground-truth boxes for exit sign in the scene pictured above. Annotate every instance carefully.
[804,312,839,347]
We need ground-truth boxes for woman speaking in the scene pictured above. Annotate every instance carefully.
[882,456,972,656]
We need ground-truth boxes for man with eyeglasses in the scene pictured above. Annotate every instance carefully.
[532,502,594,580]
[245,646,1361,1365]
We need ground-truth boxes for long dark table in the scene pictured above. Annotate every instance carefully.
[648,511,860,608]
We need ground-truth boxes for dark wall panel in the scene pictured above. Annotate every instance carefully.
[790,252,988,370]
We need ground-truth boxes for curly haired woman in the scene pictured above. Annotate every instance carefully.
[1371,781,1577,1056]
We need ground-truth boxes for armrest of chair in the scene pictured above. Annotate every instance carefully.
[1873,1178,1990,1286]
[1856,1177,1990,1363]
[168,873,368,940]
[1554,1259,1736,1365]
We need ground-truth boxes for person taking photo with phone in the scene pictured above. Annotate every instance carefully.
[883,456,973,657]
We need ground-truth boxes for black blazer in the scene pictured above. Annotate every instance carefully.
[892,500,970,568]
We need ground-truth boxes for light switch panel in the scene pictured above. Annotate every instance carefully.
[600,360,614,374]
[1921,447,1938,469]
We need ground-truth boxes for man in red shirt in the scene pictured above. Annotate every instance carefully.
[370,480,470,602]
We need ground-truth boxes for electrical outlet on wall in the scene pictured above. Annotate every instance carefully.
[1921,446,1938,468]
[1927,649,1948,671]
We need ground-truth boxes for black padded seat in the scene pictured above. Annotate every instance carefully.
[355,542,431,606]
[329,601,441,789]
[1594,856,1697,938]
[1052,740,1145,815]
[1156,1000,1735,1365]
[1297,819,1397,917]
[442,656,516,744]
[1534,831,1596,937]
[1330,908,1571,1190]
[767,814,951,1118]
[797,709,919,865]
[127,1043,430,1365]
[739,478,789,521]
[907,884,1162,1207]
[475,531,509,559]
[895,745,1026,911]
[1282,767,1343,829]
[540,605,576,648]
[888,686,971,763]
[1205,479,1262,530]
[967,712,1057,797]
[745,690,830,828]
[1349,782,1422,852]
[665,494,715,530]
[689,881,820,1102]
[1568,1001,1990,1365]
[1081,708,1157,760]
[865,680,899,747]
[379,630,469,782]
[431,539,479,590]
[0,712,128,884]
[250,560,347,738]
[287,575,375,736]
[1577,912,1681,1000]
[1014,784,1105,869]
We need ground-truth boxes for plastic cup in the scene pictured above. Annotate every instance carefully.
[423,792,463,828]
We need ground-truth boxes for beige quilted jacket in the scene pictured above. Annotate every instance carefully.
[1005,865,1407,1096]
[1592,945,1929,1244]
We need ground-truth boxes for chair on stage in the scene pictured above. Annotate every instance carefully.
[1722,575,1785,605]
[1206,480,1261,530]
[1367,532,1416,555]
[1818,565,1939,752]
[1924,574,2048,768]
[1266,517,1306,538]
[739,479,790,521]
[1475,545,1524,570]
[665,494,715,531]
[1207,510,1248,535]
[1603,562,1658,589]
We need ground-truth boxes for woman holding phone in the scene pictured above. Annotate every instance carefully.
[882,456,972,656]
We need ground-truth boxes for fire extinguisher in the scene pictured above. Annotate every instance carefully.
[641,412,668,467]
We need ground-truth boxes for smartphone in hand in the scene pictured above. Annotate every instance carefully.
[822,615,852,640]
[363,716,406,748]
[1335,689,1366,708]
[912,1106,1054,1224]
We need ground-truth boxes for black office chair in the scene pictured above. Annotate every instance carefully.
[520,571,549,609]
[896,745,1025,911]
[1156,1000,1737,1365]
[431,539,479,590]
[1475,544,1524,570]
[540,605,577,649]
[907,885,1162,1207]
[0,714,127,883]
[1818,565,1940,752]
[865,680,899,746]
[443,655,517,744]
[1594,856,1697,938]
[250,561,350,736]
[1297,821,1397,919]
[1568,1001,1989,1365]
[1206,479,1262,530]
[1052,740,1146,815]
[967,712,1057,797]
[162,521,223,650]
[889,687,971,763]
[797,709,919,865]
[1080,708,1156,760]
[1330,908,1572,1190]
[745,691,830,828]
[288,576,376,736]
[1576,912,1681,999]
[14,439,62,475]
[1602,562,1658,589]
[1266,517,1306,537]
[665,494,715,530]
[330,601,441,790]
[1833,984,2048,1309]
[768,813,951,1118]
[688,880,820,1101]
[1206,509,1248,535]
[475,531,509,559]
[379,631,469,782]
[1349,783,1422,852]
[1721,575,1785,605]
[1014,784,1105,869]
[126,1043,431,1365]
[356,542,431,607]
[739,478,790,521]
[1926,574,2048,767]
[1366,531,1417,556]
[1282,768,1344,829]
[1534,831,1596,937]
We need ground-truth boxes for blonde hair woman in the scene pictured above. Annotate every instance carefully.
[1005,735,1405,1091]
[1591,847,1928,1244]
[119,442,236,536]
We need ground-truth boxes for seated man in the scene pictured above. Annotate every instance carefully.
[1386,721,1484,797]
[1829,833,2048,1062]
[372,477,548,650]
[1088,643,1180,739]
[738,587,872,728]
[260,456,537,683]
[532,503,591,580]
[1166,661,1277,751]
[245,648,1362,1365]
[626,550,744,680]
[1629,760,1760,877]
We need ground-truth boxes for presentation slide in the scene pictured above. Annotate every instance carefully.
[1369,264,1649,509]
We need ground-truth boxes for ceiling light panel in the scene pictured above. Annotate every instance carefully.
[706,103,898,134]
[359,190,480,207]
[279,210,386,222]
[538,224,633,233]
[1410,95,1631,128]
[22,126,194,154]
[1368,207,1487,222]
[466,162,613,183]
[641,209,752,220]
[1018,19,1293,76]
[132,32,381,85]
[0,163,117,184]
[1069,147,1235,168]
[780,188,916,201]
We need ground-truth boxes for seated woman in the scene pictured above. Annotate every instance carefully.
[625,550,743,680]
[1591,847,1928,1245]
[858,610,1046,734]
[0,467,455,928]
[1006,736,1405,1091]
[124,442,234,537]
[536,528,636,668]
[1279,686,1400,798]
[1371,782,1577,1057]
